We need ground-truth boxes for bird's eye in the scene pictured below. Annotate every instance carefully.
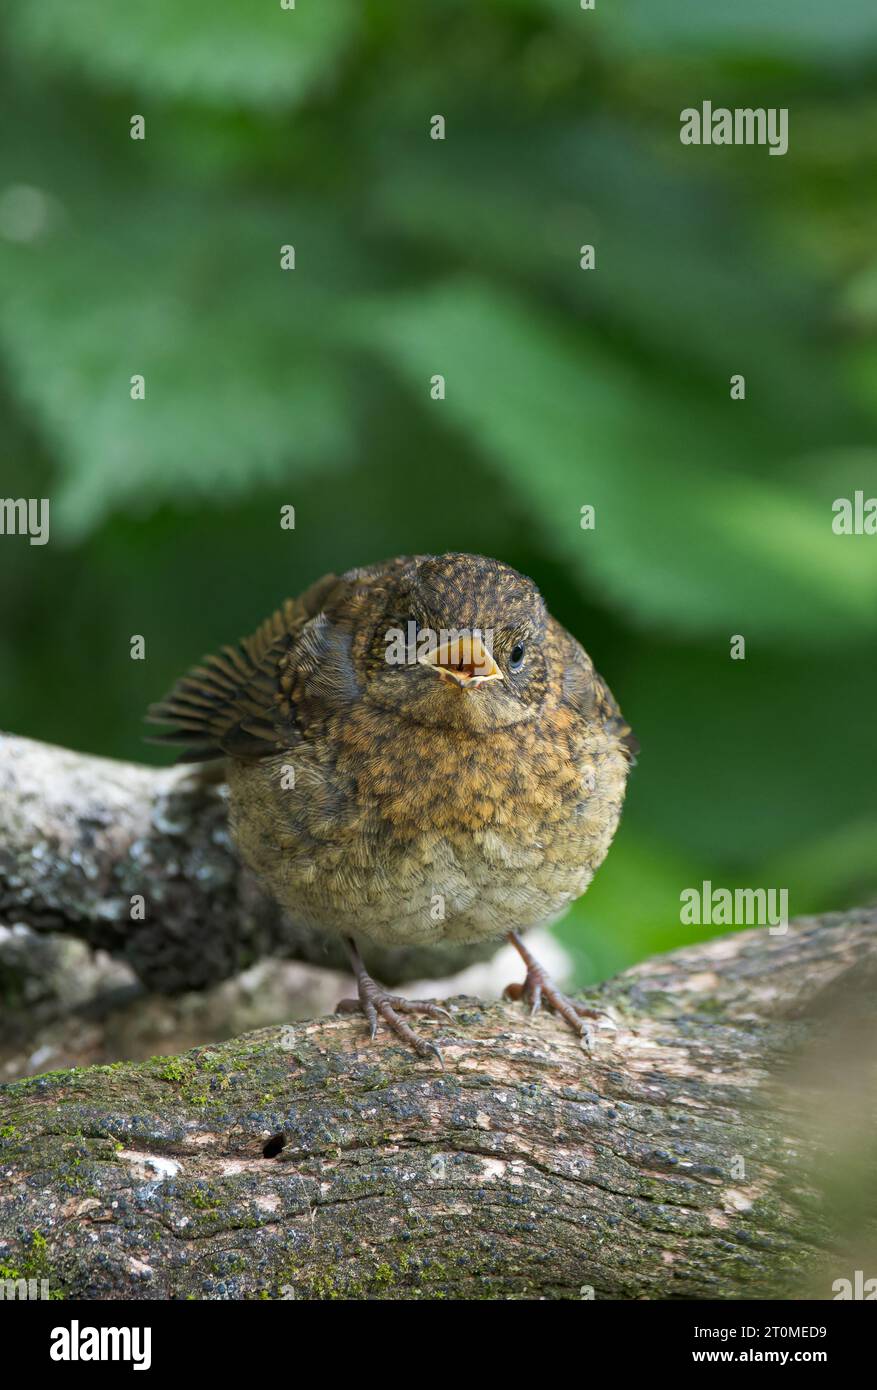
[509,641,526,672]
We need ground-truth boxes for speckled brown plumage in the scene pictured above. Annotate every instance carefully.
[147,553,637,1061]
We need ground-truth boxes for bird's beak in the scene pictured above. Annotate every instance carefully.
[418,630,503,689]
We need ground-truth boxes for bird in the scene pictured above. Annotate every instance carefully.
[147,552,637,1064]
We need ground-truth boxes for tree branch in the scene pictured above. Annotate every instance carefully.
[1,906,874,1300]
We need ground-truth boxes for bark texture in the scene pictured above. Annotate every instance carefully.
[1,906,875,1301]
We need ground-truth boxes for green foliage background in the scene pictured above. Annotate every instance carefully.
[1,0,876,985]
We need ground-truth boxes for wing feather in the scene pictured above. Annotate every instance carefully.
[145,573,341,762]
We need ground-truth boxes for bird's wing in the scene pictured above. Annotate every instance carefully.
[145,570,344,762]
[593,671,639,765]
[558,625,639,765]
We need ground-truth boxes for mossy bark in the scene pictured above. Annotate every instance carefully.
[1,907,874,1300]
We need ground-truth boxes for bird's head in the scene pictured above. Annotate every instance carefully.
[354,552,551,731]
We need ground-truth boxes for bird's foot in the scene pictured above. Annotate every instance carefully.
[338,939,449,1066]
[504,931,607,1049]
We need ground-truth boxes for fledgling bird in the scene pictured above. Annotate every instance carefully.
[147,553,637,1064]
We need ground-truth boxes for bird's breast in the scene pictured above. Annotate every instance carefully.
[227,702,628,948]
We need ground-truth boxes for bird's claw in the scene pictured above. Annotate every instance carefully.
[384,995,453,1023]
[335,984,449,1066]
[504,967,604,1050]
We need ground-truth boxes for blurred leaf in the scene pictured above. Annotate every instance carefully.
[624,639,877,866]
[769,816,877,912]
[536,0,877,59]
[842,260,877,327]
[370,116,843,440]
[614,0,877,57]
[0,194,357,536]
[1,0,358,110]
[352,277,877,642]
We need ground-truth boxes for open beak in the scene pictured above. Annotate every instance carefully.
[418,630,503,689]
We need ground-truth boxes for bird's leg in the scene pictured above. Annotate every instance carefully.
[504,931,606,1049]
[335,937,449,1067]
